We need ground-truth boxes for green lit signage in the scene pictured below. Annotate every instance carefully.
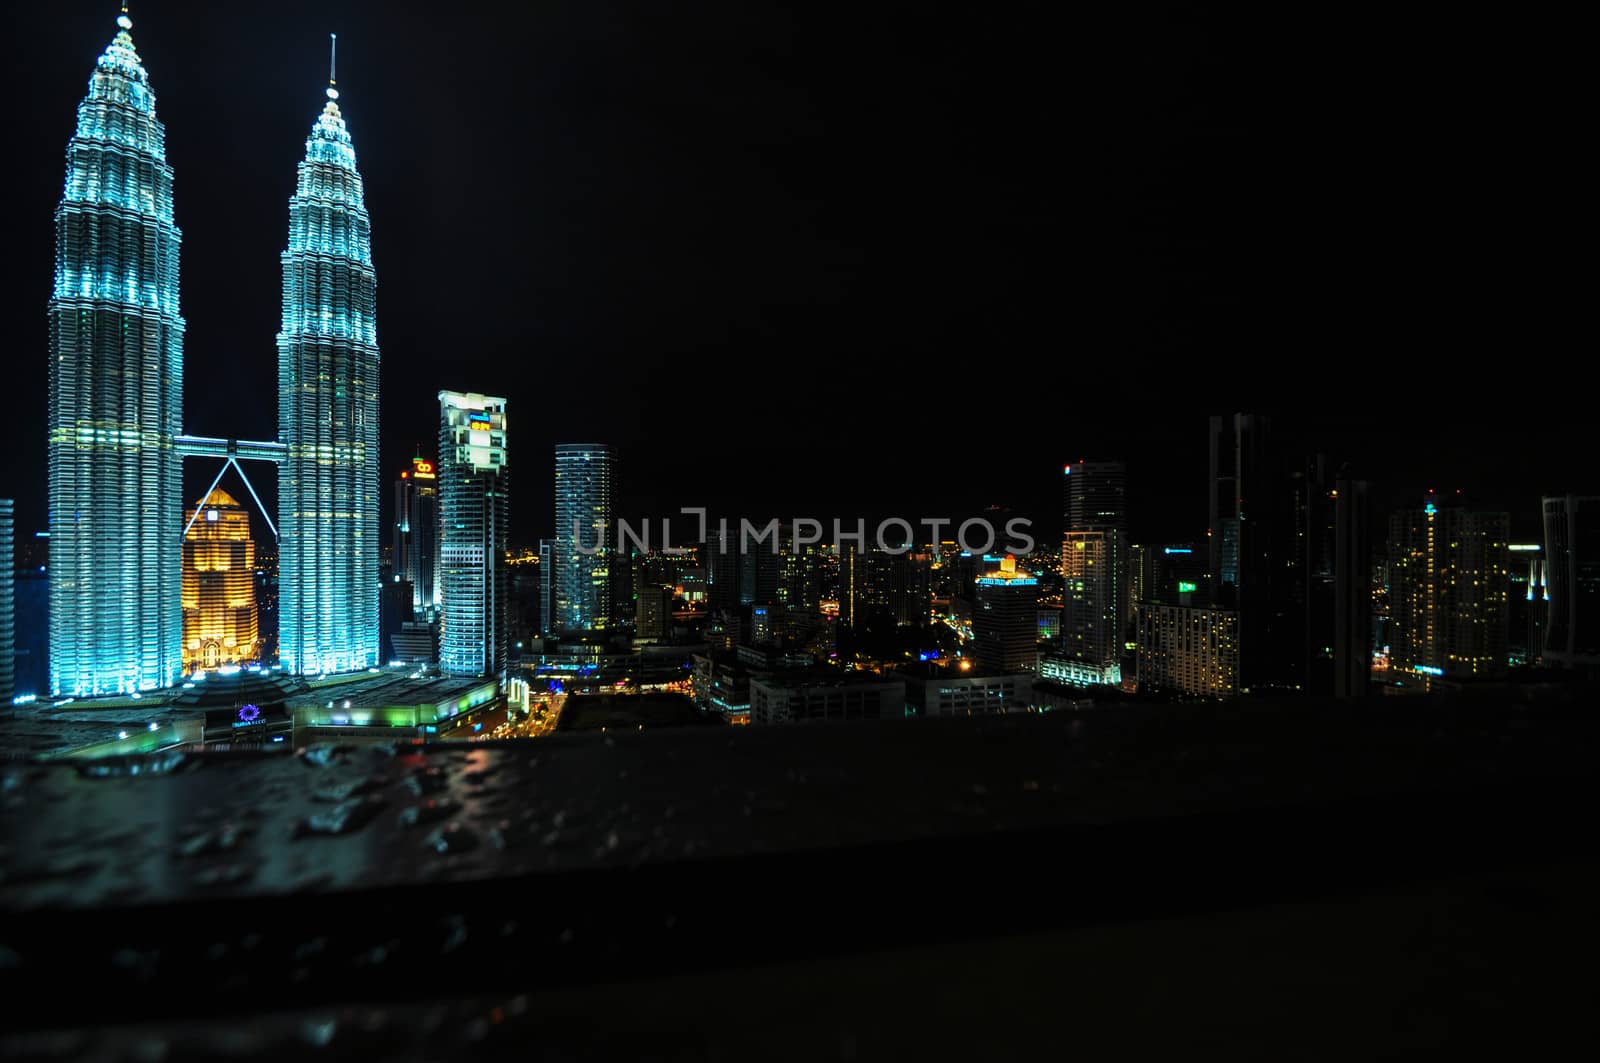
[1177,581,1198,594]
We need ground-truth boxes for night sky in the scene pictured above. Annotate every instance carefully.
[1,2,1582,549]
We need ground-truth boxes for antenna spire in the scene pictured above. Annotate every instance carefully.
[326,33,340,100]
[117,4,132,31]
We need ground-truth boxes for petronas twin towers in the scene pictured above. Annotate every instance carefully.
[48,9,380,695]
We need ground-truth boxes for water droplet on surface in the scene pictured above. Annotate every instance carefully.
[312,775,382,803]
[400,768,448,797]
[301,1017,337,1046]
[296,744,353,769]
[294,796,384,837]
[191,862,256,888]
[397,798,460,828]
[423,823,479,855]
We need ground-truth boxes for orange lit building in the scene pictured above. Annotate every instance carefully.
[182,488,259,672]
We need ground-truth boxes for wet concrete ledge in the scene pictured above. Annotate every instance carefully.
[1,696,1596,1042]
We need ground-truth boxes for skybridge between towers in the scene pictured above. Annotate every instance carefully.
[175,435,286,541]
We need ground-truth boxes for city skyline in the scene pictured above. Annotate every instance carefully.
[1,3,1589,554]
[6,4,1596,700]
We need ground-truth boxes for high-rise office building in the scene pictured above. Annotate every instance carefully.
[612,544,637,628]
[380,576,416,665]
[1128,542,1150,611]
[507,553,541,658]
[839,544,894,629]
[1065,459,1127,531]
[1333,475,1373,697]
[741,527,782,609]
[14,539,48,701]
[1388,495,1510,685]
[1506,543,1548,668]
[538,538,556,637]
[972,556,1038,673]
[0,500,13,704]
[778,532,822,613]
[181,489,258,672]
[1151,545,1207,605]
[48,11,184,696]
[705,517,771,616]
[1542,495,1599,670]
[1136,604,1240,698]
[706,526,736,615]
[1062,532,1119,677]
[278,42,380,675]
[1209,415,1331,693]
[636,584,674,643]
[888,551,933,627]
[438,393,510,679]
[1126,543,1207,697]
[553,444,613,634]
[1209,416,1266,593]
[393,457,439,618]
[1061,461,1127,684]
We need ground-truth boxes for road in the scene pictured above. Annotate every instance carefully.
[488,691,567,740]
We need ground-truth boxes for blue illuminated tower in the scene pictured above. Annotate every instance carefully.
[554,444,613,634]
[277,36,381,674]
[48,8,184,695]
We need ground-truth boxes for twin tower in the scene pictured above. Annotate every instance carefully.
[47,10,380,695]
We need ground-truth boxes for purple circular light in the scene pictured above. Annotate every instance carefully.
[237,703,261,723]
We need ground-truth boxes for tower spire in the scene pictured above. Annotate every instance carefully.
[117,3,132,31]
[327,33,339,100]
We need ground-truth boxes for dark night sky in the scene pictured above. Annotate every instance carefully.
[1,1,1584,549]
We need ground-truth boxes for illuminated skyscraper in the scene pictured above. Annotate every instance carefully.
[277,38,380,675]
[554,444,613,634]
[1136,604,1240,697]
[47,10,184,695]
[393,457,439,618]
[438,393,509,679]
[972,557,1038,673]
[1388,494,1510,686]
[181,489,258,672]
[1061,461,1126,684]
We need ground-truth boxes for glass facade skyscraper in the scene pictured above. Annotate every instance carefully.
[394,457,440,619]
[277,49,381,675]
[438,393,509,679]
[48,12,184,695]
[554,444,613,634]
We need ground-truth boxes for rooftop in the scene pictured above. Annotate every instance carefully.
[0,670,494,759]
